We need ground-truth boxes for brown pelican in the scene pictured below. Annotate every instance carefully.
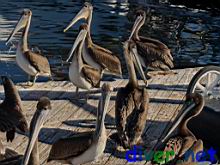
[47,83,112,164]
[114,41,149,149]
[0,76,28,142]
[160,93,205,164]
[6,9,51,86]
[64,2,122,77]
[0,97,52,165]
[66,23,102,94]
[129,10,174,79]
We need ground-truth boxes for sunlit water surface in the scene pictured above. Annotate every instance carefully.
[0,0,220,81]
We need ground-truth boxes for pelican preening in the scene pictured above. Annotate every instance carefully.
[129,10,174,79]
[114,41,149,149]
[6,9,52,86]
[0,76,28,142]
[160,93,205,164]
[66,23,102,93]
[47,83,112,164]
[0,97,51,165]
[64,2,122,78]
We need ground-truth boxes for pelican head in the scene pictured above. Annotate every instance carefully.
[124,40,147,84]
[162,93,204,143]
[6,9,32,45]
[63,2,93,32]
[22,97,51,165]
[129,10,146,40]
[66,24,88,62]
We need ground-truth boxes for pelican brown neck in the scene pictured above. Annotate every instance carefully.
[180,94,204,136]
[85,30,93,45]
[162,94,204,142]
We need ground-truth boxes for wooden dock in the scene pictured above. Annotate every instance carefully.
[0,67,201,165]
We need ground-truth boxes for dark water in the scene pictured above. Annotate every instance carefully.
[0,0,220,81]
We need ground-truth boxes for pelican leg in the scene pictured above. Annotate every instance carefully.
[32,74,38,86]
[72,87,79,99]
[76,87,79,94]
[72,87,84,102]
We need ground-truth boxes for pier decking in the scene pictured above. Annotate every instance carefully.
[0,67,201,165]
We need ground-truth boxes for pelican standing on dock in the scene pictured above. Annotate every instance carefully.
[65,23,102,94]
[0,76,28,142]
[6,9,51,86]
[114,41,149,149]
[0,97,52,165]
[47,83,112,164]
[160,93,205,164]
[64,2,122,77]
[129,10,174,79]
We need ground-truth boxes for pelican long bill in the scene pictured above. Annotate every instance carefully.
[63,6,90,32]
[128,15,143,41]
[66,29,87,62]
[22,109,49,165]
[6,11,30,45]
[161,101,196,143]
[130,46,147,83]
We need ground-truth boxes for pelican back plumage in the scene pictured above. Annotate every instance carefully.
[86,42,122,76]
[130,9,174,72]
[115,85,149,148]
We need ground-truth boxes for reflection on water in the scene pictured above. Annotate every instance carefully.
[0,0,220,78]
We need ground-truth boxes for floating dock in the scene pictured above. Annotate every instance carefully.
[0,66,203,165]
